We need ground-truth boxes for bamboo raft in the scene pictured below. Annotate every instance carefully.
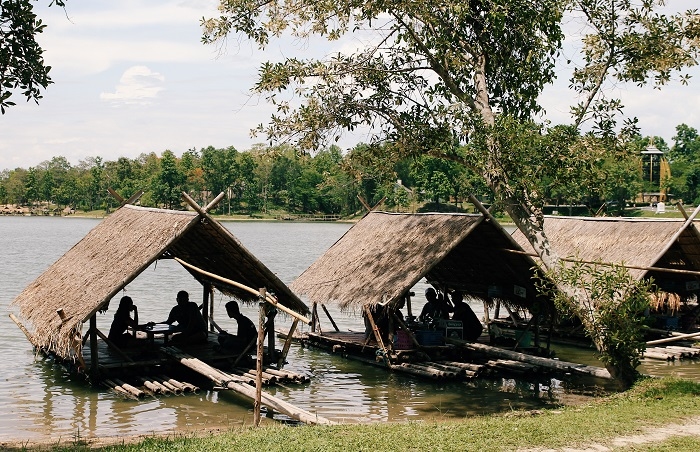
[161,347,333,425]
[643,345,700,361]
[290,330,613,381]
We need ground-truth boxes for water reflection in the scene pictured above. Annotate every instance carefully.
[2,217,700,443]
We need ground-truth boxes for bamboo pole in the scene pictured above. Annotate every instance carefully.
[311,302,321,333]
[646,331,700,345]
[278,318,299,368]
[154,376,182,394]
[113,378,145,399]
[502,248,700,277]
[395,363,440,379]
[161,347,334,425]
[172,256,311,324]
[321,304,339,332]
[138,377,165,395]
[446,337,612,379]
[236,368,274,385]
[9,313,34,342]
[363,304,391,366]
[254,290,265,427]
[158,375,189,393]
[643,350,676,361]
[89,315,99,381]
[665,345,700,356]
[436,360,485,375]
[104,379,136,399]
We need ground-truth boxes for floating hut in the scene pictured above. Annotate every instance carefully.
[9,192,332,425]
[511,212,700,340]
[289,210,611,380]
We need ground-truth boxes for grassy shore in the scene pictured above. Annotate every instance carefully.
[25,377,699,451]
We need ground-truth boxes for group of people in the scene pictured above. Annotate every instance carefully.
[107,290,257,353]
[419,287,483,341]
[363,287,483,343]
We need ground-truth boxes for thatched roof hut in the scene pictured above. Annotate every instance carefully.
[290,211,545,312]
[511,215,700,298]
[11,204,308,360]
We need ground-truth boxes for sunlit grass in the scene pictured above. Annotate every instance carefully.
[35,377,700,452]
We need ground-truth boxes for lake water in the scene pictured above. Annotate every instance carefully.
[1,216,698,443]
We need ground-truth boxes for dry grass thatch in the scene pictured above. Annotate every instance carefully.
[290,211,545,313]
[11,204,308,360]
[512,216,700,277]
[511,216,700,308]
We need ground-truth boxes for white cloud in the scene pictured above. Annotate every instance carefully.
[100,66,166,105]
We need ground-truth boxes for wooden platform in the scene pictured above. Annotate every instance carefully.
[292,329,612,381]
[79,332,308,398]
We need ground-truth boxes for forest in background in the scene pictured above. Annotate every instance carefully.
[3,123,700,218]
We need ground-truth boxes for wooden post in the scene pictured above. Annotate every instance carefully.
[254,288,266,427]
[201,283,210,330]
[321,304,339,332]
[209,288,215,333]
[311,302,322,333]
[363,304,390,365]
[267,307,275,362]
[89,314,99,381]
[279,318,299,368]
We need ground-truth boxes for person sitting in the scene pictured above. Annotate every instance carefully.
[419,287,450,325]
[159,290,208,345]
[107,296,139,347]
[217,301,257,353]
[450,290,483,341]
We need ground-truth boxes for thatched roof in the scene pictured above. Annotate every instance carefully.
[11,204,308,359]
[290,211,544,312]
[511,216,700,293]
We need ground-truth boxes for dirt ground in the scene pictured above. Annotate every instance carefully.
[520,416,700,451]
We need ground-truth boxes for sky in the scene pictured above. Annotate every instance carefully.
[1,0,699,172]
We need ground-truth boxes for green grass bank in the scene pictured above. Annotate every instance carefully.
[21,377,700,452]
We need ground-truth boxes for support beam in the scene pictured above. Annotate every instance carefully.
[90,315,99,381]
[173,257,311,325]
[254,289,266,427]
[279,318,299,368]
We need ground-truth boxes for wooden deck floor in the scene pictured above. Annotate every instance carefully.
[79,331,306,397]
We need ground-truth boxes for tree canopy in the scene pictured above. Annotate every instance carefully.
[0,1,64,113]
[202,0,700,384]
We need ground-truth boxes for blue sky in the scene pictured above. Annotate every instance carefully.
[1,0,699,172]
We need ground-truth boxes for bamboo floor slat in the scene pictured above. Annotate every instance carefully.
[83,332,309,397]
[298,329,608,381]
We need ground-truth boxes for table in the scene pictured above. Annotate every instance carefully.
[135,324,179,345]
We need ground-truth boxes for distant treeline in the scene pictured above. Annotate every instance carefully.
[3,124,700,216]
[0,143,485,216]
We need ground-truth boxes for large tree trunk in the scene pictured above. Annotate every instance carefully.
[473,59,634,387]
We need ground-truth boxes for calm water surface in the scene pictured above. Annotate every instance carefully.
[1,216,698,442]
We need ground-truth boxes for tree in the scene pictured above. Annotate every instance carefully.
[668,124,700,204]
[203,1,700,384]
[200,145,238,212]
[152,150,185,209]
[0,1,64,113]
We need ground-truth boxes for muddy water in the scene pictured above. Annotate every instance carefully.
[1,216,697,442]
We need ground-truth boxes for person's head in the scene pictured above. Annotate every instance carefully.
[451,290,464,304]
[118,296,134,311]
[176,290,189,305]
[225,301,241,318]
[425,287,437,302]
